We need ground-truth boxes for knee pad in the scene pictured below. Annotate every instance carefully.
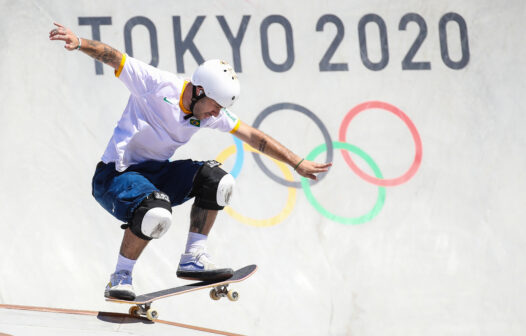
[128,191,172,240]
[192,160,235,210]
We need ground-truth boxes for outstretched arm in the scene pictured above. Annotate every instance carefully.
[49,22,122,70]
[233,121,332,180]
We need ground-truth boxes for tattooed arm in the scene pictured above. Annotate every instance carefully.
[233,121,332,180]
[49,22,122,70]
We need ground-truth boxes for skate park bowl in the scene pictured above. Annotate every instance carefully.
[0,0,525,335]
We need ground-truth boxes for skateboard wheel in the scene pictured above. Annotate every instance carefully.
[129,306,140,316]
[146,308,158,321]
[210,289,221,301]
[227,290,239,301]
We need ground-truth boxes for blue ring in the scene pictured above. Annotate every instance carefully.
[229,135,245,178]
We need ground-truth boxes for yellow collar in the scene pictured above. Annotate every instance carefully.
[179,81,192,115]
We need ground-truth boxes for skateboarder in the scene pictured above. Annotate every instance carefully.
[49,22,331,300]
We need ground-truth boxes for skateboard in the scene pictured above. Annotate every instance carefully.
[106,264,257,320]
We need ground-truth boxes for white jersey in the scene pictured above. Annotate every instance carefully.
[101,55,241,172]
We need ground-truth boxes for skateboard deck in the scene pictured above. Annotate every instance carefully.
[106,264,257,320]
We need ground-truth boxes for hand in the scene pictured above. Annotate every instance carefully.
[49,22,80,50]
[295,159,332,180]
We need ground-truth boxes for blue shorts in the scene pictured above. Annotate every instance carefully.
[92,160,203,222]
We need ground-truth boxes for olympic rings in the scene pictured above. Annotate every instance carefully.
[301,142,386,225]
[214,101,422,227]
[338,101,423,186]
[251,103,333,188]
[215,142,297,227]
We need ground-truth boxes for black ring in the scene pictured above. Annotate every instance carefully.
[251,103,333,188]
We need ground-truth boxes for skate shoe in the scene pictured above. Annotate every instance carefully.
[104,270,136,301]
[177,251,234,282]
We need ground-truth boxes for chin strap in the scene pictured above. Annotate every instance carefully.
[185,85,207,120]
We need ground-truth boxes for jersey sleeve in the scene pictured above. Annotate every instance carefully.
[206,108,241,133]
[114,54,166,96]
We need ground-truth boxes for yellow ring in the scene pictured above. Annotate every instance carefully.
[215,143,296,227]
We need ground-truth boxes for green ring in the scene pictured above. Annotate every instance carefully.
[300,142,386,225]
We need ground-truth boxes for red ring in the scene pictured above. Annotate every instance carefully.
[338,101,423,187]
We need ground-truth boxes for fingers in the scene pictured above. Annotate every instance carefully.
[48,28,62,38]
[308,161,332,173]
[315,162,333,169]
[296,160,332,180]
[49,23,76,50]
[301,173,318,181]
[49,31,65,39]
[49,32,69,43]
[308,167,328,174]
[317,163,332,171]
[49,22,69,38]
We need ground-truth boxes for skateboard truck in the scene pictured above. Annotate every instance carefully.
[128,302,159,321]
[209,284,239,301]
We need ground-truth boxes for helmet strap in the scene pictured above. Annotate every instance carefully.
[186,85,206,119]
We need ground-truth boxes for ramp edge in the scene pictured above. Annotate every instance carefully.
[0,304,244,336]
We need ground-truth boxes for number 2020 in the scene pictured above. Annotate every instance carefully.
[317,12,470,71]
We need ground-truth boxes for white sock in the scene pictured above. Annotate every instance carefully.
[115,254,136,273]
[185,232,208,254]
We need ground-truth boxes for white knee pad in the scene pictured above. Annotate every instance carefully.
[129,191,173,240]
[141,207,172,239]
[192,161,236,210]
[216,173,235,206]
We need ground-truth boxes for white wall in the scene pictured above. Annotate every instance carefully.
[1,0,525,335]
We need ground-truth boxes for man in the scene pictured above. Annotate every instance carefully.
[49,22,331,301]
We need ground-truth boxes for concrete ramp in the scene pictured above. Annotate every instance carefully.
[1,0,526,335]
[0,304,242,336]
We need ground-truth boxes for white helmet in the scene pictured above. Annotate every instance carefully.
[191,59,240,108]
